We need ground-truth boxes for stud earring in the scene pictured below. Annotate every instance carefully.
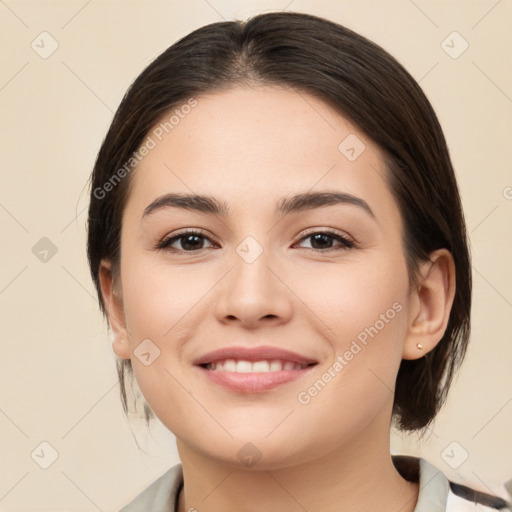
[416,343,423,350]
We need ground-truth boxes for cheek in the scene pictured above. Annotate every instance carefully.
[301,255,410,395]
[288,261,409,442]
[120,253,213,340]
[298,254,408,345]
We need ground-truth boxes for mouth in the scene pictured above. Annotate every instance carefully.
[200,359,314,372]
[193,346,318,393]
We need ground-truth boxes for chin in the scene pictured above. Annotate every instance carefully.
[191,434,315,471]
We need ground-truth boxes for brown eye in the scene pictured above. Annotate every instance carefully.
[295,230,355,251]
[156,230,216,253]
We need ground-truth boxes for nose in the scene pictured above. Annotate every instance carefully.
[213,246,294,329]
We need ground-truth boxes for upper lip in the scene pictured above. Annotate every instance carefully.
[193,346,318,366]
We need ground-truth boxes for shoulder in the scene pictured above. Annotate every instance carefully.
[392,455,509,512]
[119,463,183,512]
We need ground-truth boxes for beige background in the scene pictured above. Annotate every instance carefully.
[0,0,511,510]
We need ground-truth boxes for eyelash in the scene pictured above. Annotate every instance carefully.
[154,228,356,254]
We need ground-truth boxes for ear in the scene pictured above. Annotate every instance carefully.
[99,259,131,360]
[402,248,456,360]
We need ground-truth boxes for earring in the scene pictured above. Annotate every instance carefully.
[416,343,423,350]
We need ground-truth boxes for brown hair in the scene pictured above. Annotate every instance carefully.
[87,11,471,431]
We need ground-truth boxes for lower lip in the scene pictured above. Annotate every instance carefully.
[196,365,316,393]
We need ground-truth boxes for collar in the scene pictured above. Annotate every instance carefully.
[393,455,451,511]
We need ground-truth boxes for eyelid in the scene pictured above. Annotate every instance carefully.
[295,226,355,244]
[292,227,357,251]
[154,228,219,252]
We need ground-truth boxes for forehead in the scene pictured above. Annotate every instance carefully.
[124,85,399,225]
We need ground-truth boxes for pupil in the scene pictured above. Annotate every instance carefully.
[311,233,332,249]
[182,235,203,250]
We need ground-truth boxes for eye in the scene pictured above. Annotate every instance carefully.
[155,229,217,253]
[294,229,355,251]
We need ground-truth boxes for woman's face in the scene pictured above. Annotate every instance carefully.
[109,85,416,468]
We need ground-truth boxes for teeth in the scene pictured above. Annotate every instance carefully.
[236,360,253,373]
[205,359,308,372]
[270,360,282,371]
[223,359,236,372]
[252,361,270,372]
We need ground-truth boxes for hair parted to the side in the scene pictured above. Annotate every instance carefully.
[87,11,471,431]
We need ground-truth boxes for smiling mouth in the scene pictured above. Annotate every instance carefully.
[201,359,316,372]
[196,358,318,393]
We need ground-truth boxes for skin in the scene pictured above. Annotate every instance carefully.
[99,85,456,512]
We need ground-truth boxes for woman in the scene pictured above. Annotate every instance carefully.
[87,11,509,512]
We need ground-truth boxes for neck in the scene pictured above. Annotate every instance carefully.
[176,422,419,512]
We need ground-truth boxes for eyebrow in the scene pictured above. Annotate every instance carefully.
[141,191,375,221]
